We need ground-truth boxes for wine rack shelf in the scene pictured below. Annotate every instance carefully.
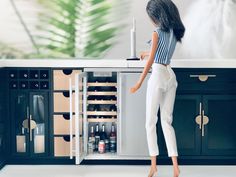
[87,82,117,87]
[87,100,117,105]
[87,118,117,123]
[86,152,117,159]
[87,91,117,96]
[87,111,117,116]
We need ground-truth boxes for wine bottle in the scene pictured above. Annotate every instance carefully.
[100,124,107,140]
[94,124,100,151]
[88,126,95,152]
[94,105,101,111]
[90,126,95,139]
[87,105,95,111]
[109,105,117,112]
[110,124,116,138]
[110,124,117,153]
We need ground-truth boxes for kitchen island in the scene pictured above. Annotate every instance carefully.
[0,59,236,168]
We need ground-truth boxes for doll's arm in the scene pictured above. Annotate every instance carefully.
[140,51,150,60]
[137,32,158,85]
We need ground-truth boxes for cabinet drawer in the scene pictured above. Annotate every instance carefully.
[53,69,81,90]
[54,92,83,113]
[54,114,74,135]
[54,92,74,112]
[175,69,236,92]
[175,69,236,84]
[54,136,73,157]
[54,136,82,157]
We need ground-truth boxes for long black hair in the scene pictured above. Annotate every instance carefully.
[146,0,185,42]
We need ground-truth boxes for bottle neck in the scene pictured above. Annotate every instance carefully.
[91,126,94,133]
[102,125,105,132]
[96,125,99,132]
[111,125,115,132]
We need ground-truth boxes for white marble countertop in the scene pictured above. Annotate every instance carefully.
[1,59,236,68]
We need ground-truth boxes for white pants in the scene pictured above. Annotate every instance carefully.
[146,63,178,157]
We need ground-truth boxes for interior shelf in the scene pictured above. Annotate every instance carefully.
[87,91,117,96]
[87,82,117,87]
[87,111,117,116]
[87,118,117,123]
[87,100,117,105]
[85,152,117,159]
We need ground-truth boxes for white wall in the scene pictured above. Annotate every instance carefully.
[1,0,236,59]
[104,0,193,59]
[105,0,236,59]
[0,0,43,53]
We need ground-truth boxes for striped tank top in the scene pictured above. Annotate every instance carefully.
[152,28,177,65]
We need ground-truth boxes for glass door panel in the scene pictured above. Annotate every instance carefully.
[13,92,29,154]
[30,92,48,156]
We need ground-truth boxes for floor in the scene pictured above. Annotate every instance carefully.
[0,165,236,177]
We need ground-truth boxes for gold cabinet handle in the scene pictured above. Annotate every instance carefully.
[190,74,216,82]
[22,106,30,133]
[29,115,37,141]
[22,107,37,141]
[22,119,29,132]
[202,110,209,136]
[195,102,202,129]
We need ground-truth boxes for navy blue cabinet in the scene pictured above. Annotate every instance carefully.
[158,69,236,162]
[0,69,8,169]
[8,68,51,160]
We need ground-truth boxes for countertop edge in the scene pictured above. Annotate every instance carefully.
[1,59,236,68]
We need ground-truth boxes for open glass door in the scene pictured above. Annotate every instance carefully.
[74,72,87,164]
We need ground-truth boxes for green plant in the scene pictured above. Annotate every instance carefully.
[36,0,126,58]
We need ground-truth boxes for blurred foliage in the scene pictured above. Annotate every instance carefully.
[35,0,127,58]
[0,0,128,59]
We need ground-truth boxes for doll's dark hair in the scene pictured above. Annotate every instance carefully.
[146,0,185,42]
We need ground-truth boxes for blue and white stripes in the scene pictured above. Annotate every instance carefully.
[154,28,177,65]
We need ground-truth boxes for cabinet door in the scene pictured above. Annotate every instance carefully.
[11,92,30,156]
[202,95,236,155]
[74,72,87,164]
[170,95,202,156]
[119,73,150,157]
[29,92,49,157]
[11,91,49,157]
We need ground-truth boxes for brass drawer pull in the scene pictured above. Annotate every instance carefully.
[195,102,210,136]
[190,74,216,82]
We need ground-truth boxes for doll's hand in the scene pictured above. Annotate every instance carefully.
[140,51,149,60]
[130,81,142,93]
